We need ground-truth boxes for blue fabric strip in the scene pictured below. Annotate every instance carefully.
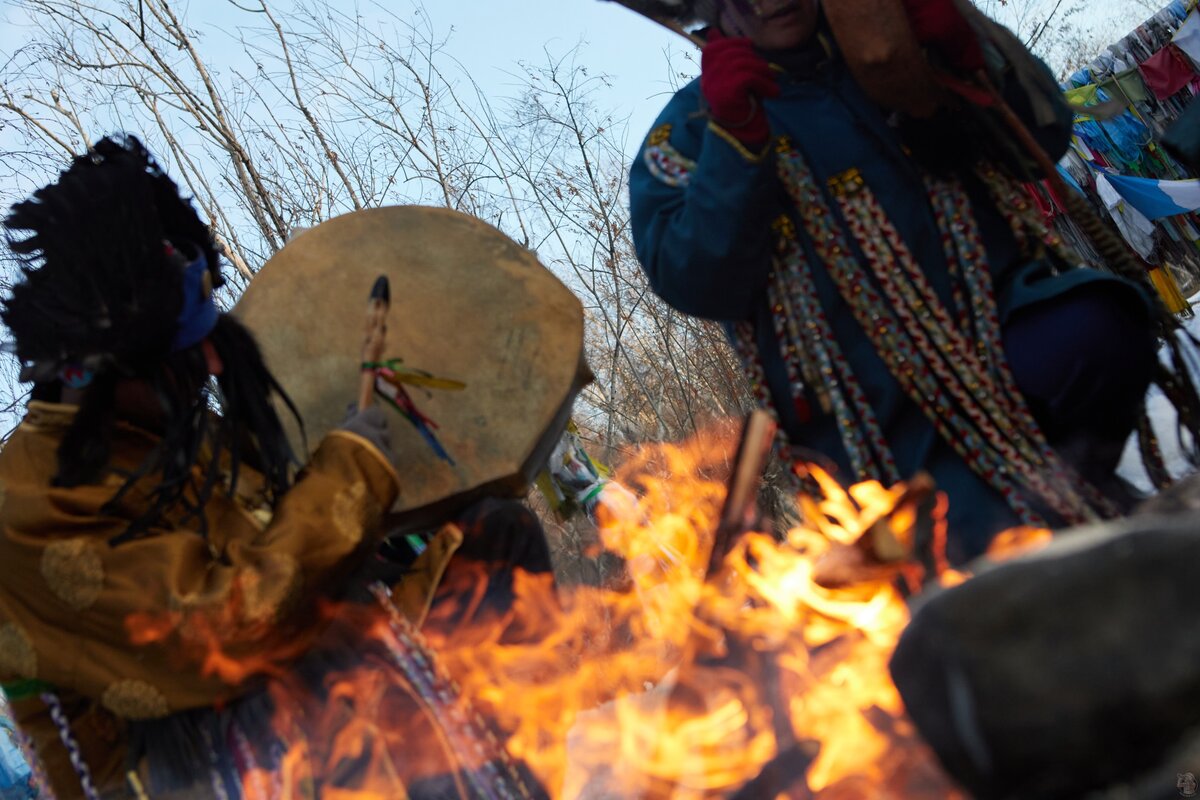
[1101,170,1200,220]
[171,250,220,351]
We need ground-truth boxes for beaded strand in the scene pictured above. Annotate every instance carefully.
[731,133,1118,529]
[770,217,900,483]
[41,690,101,800]
[777,148,1047,526]
[932,175,1120,517]
[843,177,1102,521]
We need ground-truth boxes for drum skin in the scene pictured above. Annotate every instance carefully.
[234,206,588,527]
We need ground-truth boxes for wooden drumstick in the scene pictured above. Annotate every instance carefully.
[358,275,390,410]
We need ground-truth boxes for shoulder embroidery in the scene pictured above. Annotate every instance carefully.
[42,538,105,611]
[238,552,301,625]
[102,679,169,719]
[0,622,37,678]
[331,480,372,544]
[643,124,696,188]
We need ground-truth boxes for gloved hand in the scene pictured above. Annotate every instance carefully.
[340,404,398,468]
[700,29,780,147]
[901,0,985,72]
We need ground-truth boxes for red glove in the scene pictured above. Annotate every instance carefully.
[700,30,780,148]
[902,0,985,72]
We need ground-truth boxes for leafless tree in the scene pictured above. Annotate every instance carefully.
[970,0,1154,77]
[0,0,750,458]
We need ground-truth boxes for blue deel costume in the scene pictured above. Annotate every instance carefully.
[630,32,1155,563]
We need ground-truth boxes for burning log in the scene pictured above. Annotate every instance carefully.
[890,512,1200,799]
[219,419,961,800]
[811,472,938,590]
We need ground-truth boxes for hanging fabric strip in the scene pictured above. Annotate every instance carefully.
[1139,44,1197,100]
[1098,170,1200,219]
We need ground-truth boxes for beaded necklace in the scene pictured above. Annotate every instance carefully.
[734,135,1117,527]
[929,172,1119,517]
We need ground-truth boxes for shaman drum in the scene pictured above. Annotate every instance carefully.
[234,206,588,529]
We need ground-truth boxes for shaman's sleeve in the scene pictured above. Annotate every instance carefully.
[236,429,402,596]
[629,85,778,322]
[0,429,400,717]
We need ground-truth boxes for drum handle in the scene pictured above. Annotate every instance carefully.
[359,275,391,409]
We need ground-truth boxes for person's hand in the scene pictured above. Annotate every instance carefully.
[340,404,398,467]
[901,0,985,72]
[700,29,780,147]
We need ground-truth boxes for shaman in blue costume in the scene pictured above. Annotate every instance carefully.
[630,1,1157,563]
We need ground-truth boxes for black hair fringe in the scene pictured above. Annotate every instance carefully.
[107,316,302,546]
[3,136,191,375]
[2,134,300,543]
[53,371,119,488]
[208,314,305,502]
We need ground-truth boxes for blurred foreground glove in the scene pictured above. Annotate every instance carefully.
[341,404,398,468]
[701,29,780,147]
[902,0,985,72]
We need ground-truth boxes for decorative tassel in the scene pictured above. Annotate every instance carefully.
[1148,265,1192,317]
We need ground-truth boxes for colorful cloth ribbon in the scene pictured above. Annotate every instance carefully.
[362,359,464,465]
[1139,44,1197,100]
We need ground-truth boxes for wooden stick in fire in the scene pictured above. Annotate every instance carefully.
[707,409,777,577]
[358,275,391,410]
[708,410,813,791]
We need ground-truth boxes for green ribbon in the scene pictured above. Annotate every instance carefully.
[2,678,54,702]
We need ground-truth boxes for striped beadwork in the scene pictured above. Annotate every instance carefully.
[729,133,1117,527]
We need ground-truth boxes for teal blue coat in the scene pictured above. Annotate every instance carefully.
[629,39,1143,561]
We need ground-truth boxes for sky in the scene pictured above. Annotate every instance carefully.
[0,0,692,163]
[418,0,690,147]
[0,0,1159,167]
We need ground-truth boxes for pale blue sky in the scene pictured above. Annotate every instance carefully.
[0,0,691,161]
[0,0,1156,165]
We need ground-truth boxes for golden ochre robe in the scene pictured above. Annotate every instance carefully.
[0,401,426,798]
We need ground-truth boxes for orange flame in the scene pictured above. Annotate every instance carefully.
[429,425,974,797]
[126,421,1049,797]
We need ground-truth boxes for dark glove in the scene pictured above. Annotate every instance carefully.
[700,29,780,147]
[340,404,398,467]
[901,0,985,72]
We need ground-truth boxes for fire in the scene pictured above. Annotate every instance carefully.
[120,421,1050,797]
[429,425,971,798]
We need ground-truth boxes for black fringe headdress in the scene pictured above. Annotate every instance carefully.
[3,135,300,542]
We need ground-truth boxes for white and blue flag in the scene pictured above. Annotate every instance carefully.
[1095,169,1200,220]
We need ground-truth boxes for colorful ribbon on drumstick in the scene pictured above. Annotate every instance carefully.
[358,274,464,465]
